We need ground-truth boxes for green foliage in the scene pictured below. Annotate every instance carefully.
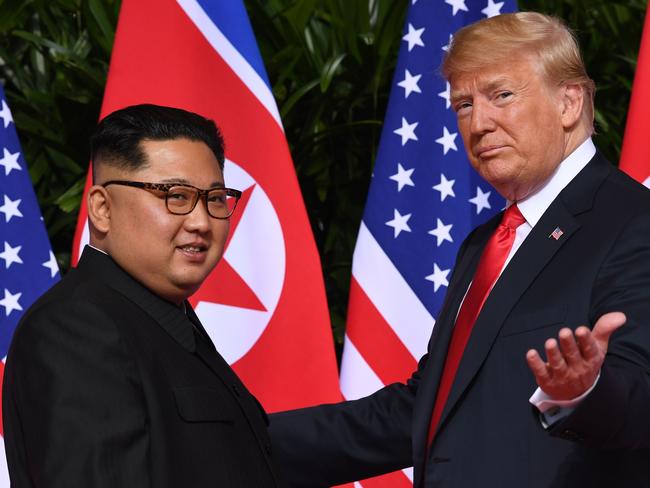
[0,0,120,270]
[0,0,647,343]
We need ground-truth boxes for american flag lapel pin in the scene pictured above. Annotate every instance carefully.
[549,227,564,240]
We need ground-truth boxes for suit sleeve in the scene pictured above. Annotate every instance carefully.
[550,210,650,448]
[2,297,151,488]
[268,367,419,487]
[268,227,480,487]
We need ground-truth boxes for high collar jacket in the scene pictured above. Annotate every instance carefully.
[3,247,282,488]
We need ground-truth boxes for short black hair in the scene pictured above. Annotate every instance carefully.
[90,104,225,177]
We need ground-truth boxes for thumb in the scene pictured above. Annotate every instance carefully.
[591,311,626,347]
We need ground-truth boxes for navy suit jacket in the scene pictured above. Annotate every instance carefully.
[269,153,650,487]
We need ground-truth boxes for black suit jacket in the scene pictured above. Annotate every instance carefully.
[3,247,282,487]
[269,153,650,487]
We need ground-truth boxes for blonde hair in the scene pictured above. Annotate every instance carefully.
[442,12,595,132]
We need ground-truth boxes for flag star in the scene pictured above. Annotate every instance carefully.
[0,99,13,128]
[469,186,492,214]
[397,69,422,98]
[433,173,456,201]
[42,250,59,278]
[402,23,425,51]
[389,163,415,191]
[0,194,23,222]
[428,218,453,246]
[386,209,412,238]
[442,34,453,53]
[435,126,458,155]
[0,241,23,268]
[445,0,469,16]
[438,82,451,109]
[0,148,22,176]
[425,263,450,292]
[394,117,419,146]
[0,288,23,316]
[482,0,505,17]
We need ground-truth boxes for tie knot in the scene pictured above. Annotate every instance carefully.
[501,204,526,230]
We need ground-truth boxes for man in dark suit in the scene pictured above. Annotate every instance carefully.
[3,104,282,487]
[269,12,650,487]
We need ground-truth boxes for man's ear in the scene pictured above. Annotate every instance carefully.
[87,185,111,234]
[560,83,585,129]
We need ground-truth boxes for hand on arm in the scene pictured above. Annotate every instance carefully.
[526,312,626,400]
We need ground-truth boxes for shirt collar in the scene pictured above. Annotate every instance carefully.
[515,137,596,227]
[88,243,108,255]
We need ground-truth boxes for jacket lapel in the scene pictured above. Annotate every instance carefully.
[411,220,496,476]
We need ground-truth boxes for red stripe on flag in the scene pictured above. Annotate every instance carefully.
[346,277,418,385]
[358,469,413,488]
[621,6,650,184]
[0,360,4,437]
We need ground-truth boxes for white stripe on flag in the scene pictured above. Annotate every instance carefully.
[643,176,650,188]
[176,0,283,129]
[352,222,435,361]
[0,429,10,485]
[402,466,414,481]
[339,335,384,400]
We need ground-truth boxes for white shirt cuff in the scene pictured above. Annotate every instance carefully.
[528,373,600,427]
[529,372,600,413]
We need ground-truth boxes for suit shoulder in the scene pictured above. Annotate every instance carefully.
[604,167,650,210]
[12,270,131,347]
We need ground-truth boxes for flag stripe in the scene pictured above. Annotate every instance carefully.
[176,0,283,128]
[346,278,417,385]
[194,0,272,89]
[352,222,434,360]
[339,335,384,401]
[356,470,413,487]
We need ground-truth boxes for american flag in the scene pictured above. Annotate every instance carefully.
[339,1,516,485]
[0,85,59,483]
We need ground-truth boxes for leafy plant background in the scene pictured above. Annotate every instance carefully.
[0,0,646,344]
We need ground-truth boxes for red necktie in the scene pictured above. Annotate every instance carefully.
[427,204,526,446]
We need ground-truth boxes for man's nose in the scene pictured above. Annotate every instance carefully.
[184,196,211,231]
[469,100,496,135]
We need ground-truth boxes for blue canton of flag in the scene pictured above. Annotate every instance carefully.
[364,0,517,320]
[0,86,59,360]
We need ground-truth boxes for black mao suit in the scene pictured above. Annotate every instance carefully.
[3,246,281,487]
[269,153,650,487]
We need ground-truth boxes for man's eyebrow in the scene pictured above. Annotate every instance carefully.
[159,178,225,188]
[450,77,514,104]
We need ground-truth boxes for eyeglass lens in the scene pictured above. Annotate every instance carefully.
[166,186,237,218]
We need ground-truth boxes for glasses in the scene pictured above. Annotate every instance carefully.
[103,180,242,219]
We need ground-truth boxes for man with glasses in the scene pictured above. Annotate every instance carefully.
[2,104,283,487]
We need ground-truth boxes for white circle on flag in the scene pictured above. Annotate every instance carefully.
[195,158,286,364]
